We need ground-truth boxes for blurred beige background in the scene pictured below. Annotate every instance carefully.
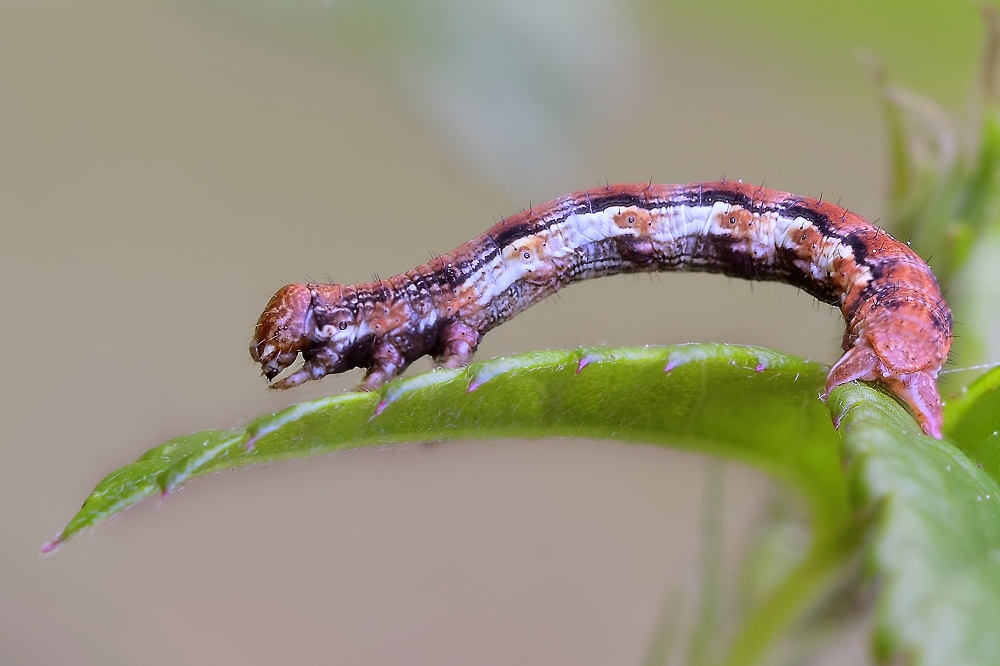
[0,1,981,664]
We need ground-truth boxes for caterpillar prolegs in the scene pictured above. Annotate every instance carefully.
[251,181,953,438]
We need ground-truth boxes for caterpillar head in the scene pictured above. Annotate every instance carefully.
[250,283,361,388]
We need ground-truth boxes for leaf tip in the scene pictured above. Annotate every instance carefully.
[370,398,390,420]
[40,537,62,556]
[664,357,687,373]
[576,354,598,374]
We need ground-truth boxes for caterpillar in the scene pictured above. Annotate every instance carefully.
[251,181,953,438]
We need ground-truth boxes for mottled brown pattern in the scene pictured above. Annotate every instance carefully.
[251,181,952,437]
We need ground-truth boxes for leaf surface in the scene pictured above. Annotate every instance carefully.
[943,366,1000,484]
[831,383,1000,666]
[50,344,848,550]
[54,345,1000,664]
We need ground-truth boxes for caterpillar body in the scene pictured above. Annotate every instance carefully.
[251,181,953,438]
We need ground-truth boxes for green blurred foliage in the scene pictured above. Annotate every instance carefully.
[660,0,982,104]
[877,7,1000,367]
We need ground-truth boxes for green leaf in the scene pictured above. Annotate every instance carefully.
[830,383,1000,666]
[49,344,848,544]
[943,366,1000,488]
[46,344,857,664]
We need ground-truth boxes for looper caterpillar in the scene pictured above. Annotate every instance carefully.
[251,181,952,438]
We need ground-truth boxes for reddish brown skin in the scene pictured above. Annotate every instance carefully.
[251,181,952,437]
